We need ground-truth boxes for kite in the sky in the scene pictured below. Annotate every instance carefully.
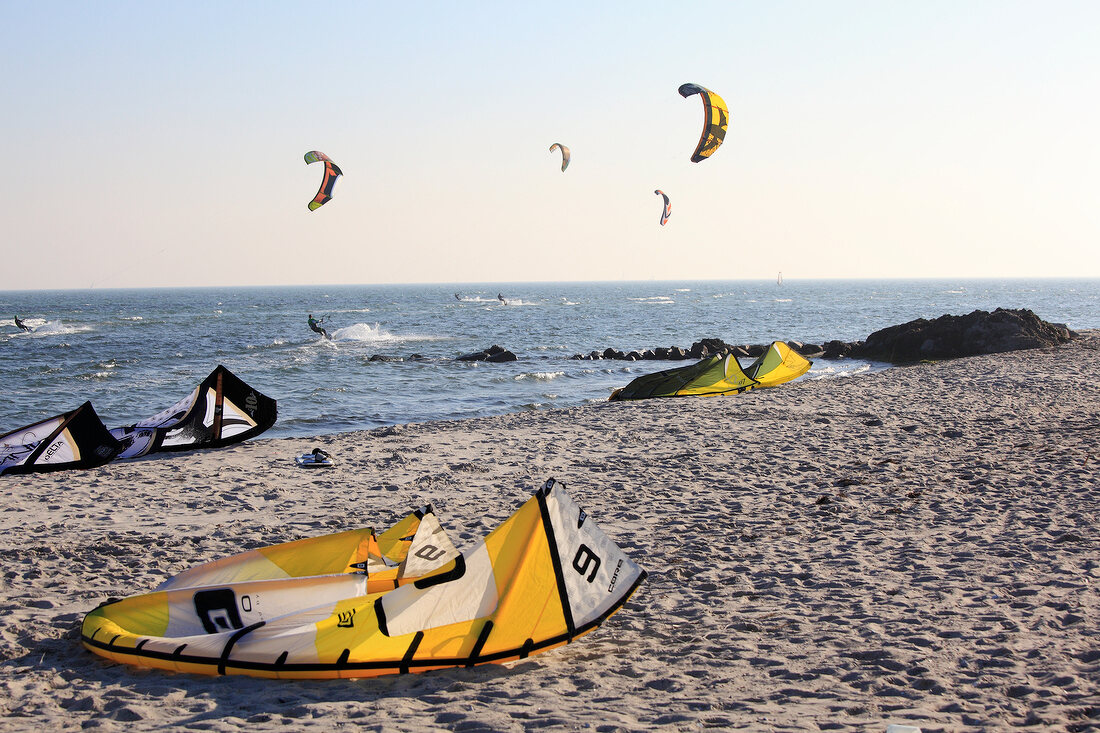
[677,83,728,162]
[304,151,343,211]
[654,190,671,226]
[549,143,571,172]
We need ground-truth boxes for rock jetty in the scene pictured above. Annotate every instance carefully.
[570,338,823,361]
[570,309,1077,364]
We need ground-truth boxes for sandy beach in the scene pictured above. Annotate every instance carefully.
[0,333,1097,732]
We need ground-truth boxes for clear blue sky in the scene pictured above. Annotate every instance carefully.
[2,1,1098,289]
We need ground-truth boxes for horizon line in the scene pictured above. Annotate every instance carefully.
[3,275,1099,294]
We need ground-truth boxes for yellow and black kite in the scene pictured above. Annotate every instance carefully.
[678,83,728,163]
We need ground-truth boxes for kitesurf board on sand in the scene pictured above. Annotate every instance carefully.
[295,449,334,468]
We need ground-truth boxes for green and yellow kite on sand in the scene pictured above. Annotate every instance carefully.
[609,341,811,401]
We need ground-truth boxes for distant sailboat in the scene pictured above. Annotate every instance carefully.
[777,272,783,286]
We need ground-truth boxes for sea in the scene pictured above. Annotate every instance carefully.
[2,279,1098,440]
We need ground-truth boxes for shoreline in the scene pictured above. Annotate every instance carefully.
[0,334,1097,730]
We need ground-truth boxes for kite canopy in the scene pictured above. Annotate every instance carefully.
[156,505,458,594]
[654,190,671,226]
[549,143,571,172]
[609,354,757,401]
[0,402,120,476]
[304,151,343,211]
[110,365,277,459]
[82,479,645,679]
[743,341,813,388]
[677,83,728,163]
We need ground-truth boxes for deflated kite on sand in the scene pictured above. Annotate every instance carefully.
[109,365,277,460]
[1,366,277,474]
[82,479,646,679]
[0,402,120,476]
[609,342,811,400]
[610,353,757,401]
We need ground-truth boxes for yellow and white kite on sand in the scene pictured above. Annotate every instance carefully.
[82,480,646,679]
[743,341,813,388]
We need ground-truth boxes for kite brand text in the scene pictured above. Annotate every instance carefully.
[43,440,65,461]
[607,559,624,593]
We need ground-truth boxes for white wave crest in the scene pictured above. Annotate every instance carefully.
[806,363,872,379]
[513,371,565,382]
[329,322,442,344]
[33,320,89,336]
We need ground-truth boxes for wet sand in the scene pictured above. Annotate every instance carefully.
[0,333,1097,731]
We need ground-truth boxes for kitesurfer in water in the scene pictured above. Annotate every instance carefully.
[13,316,28,332]
[497,293,506,305]
[307,314,329,340]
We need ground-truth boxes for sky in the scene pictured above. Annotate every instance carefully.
[2,1,1098,290]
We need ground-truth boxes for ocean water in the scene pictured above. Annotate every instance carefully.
[2,279,1098,439]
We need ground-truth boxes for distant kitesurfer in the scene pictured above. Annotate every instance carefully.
[497,293,506,304]
[455,293,462,301]
[13,316,28,332]
[307,314,330,340]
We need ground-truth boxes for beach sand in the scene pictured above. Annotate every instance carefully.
[1,333,1097,732]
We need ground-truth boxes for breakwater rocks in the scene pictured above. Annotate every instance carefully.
[570,309,1078,364]
[571,338,823,361]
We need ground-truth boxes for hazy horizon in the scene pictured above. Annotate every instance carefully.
[4,1,1098,290]
[4,274,1099,296]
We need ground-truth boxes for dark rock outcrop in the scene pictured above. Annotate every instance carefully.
[366,353,429,362]
[788,341,822,357]
[456,345,518,362]
[822,340,857,359]
[851,308,1076,363]
[569,337,823,361]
